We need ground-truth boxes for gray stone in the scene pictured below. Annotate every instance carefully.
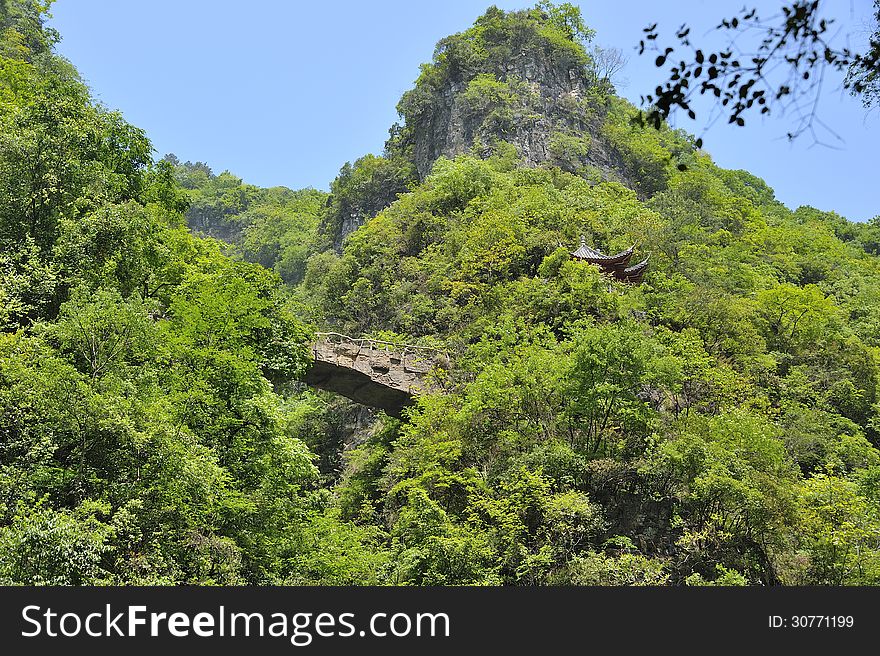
[303,334,448,417]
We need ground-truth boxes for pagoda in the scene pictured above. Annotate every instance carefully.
[570,237,649,284]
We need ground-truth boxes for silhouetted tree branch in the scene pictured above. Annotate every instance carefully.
[637,0,880,147]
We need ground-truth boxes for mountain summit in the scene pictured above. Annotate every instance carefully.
[389,4,603,178]
[322,4,691,249]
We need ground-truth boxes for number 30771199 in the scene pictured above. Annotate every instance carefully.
[769,615,854,628]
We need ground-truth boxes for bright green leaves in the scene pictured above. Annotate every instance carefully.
[164,250,311,381]
[0,503,114,585]
[5,0,880,588]
[548,129,591,172]
[779,404,879,476]
[564,551,671,585]
[472,468,603,584]
[0,234,58,328]
[0,330,252,584]
[385,466,605,585]
[794,474,880,584]
[535,1,595,45]
[55,201,168,298]
[302,154,661,338]
[0,23,158,330]
[0,2,402,587]
[389,488,499,585]
[48,286,155,382]
[0,7,337,583]
[564,321,653,451]
[0,1,58,62]
[0,48,151,250]
[463,73,516,117]
[650,410,798,583]
[423,155,504,215]
[603,96,687,195]
[756,283,841,353]
[305,91,880,586]
[179,169,260,241]
[239,189,327,285]
[459,210,526,284]
[391,2,604,180]
[320,154,414,249]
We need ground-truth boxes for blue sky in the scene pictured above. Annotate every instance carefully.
[49,0,879,221]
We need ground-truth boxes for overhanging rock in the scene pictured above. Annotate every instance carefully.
[303,333,448,417]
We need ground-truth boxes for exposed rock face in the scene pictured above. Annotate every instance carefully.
[388,10,637,189]
[320,154,415,252]
[185,205,244,243]
[328,164,411,251]
[404,52,590,179]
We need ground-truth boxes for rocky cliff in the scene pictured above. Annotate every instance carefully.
[322,5,643,249]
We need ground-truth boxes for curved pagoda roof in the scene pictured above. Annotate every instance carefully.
[569,237,649,284]
[570,237,634,266]
[619,257,650,284]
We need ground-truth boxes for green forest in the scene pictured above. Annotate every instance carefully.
[3,1,880,586]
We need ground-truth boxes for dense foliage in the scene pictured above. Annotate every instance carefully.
[0,1,382,584]
[3,1,880,586]
[167,155,327,285]
[297,146,880,584]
